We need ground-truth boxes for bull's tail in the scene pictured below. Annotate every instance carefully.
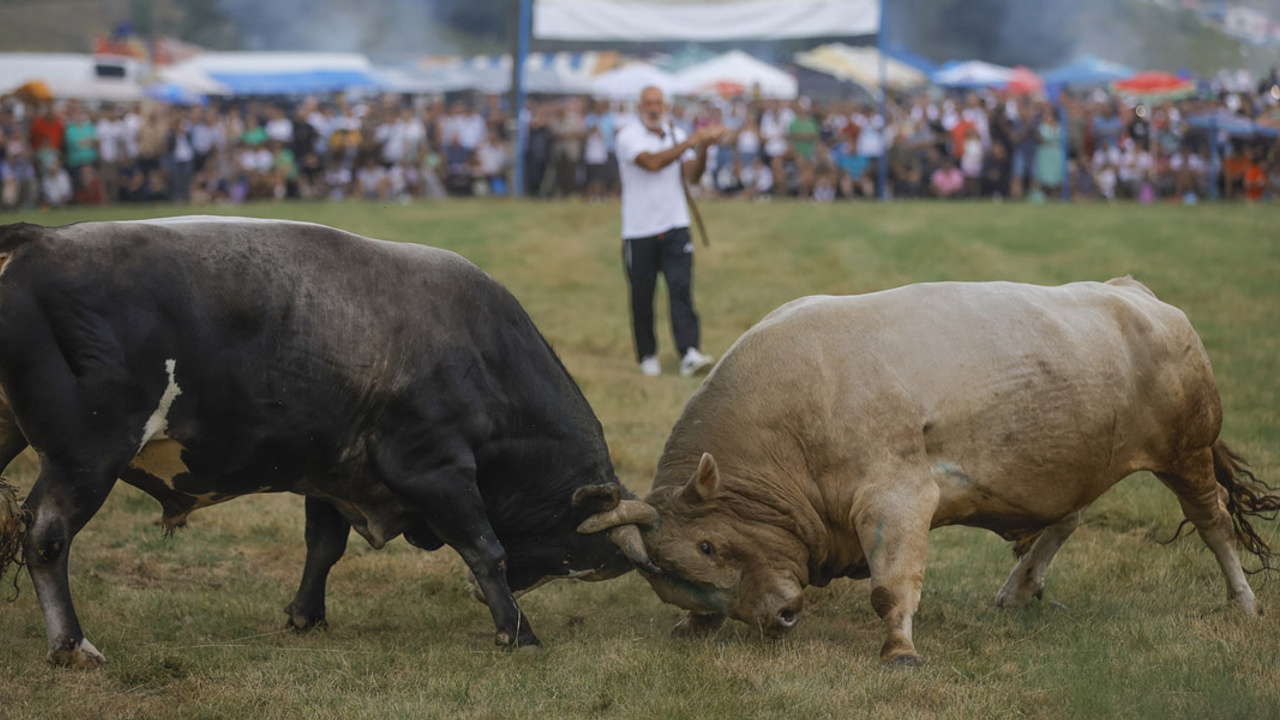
[0,477,28,593]
[1211,441,1280,574]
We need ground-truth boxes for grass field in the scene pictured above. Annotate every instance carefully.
[0,199,1278,719]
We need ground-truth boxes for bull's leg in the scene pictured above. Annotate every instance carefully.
[23,462,116,668]
[284,497,351,631]
[1156,452,1259,616]
[378,447,538,648]
[852,477,939,667]
[996,510,1082,609]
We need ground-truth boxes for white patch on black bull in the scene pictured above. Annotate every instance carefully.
[138,359,182,452]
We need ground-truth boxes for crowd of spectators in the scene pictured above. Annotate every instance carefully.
[4,70,1280,211]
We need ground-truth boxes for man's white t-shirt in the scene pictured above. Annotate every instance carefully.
[616,120,694,240]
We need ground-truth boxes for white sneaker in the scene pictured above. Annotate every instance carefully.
[679,348,714,377]
[639,356,661,377]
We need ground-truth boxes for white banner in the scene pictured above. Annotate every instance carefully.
[534,0,880,42]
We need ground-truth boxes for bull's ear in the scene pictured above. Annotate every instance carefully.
[682,452,720,502]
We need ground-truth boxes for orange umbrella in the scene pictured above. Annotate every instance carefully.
[10,80,54,104]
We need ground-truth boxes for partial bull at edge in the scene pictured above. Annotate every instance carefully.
[0,477,28,590]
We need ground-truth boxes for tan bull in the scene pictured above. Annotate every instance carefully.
[620,278,1279,665]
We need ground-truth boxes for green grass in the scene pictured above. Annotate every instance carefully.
[1,199,1278,719]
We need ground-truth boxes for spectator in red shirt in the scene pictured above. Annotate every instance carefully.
[29,104,64,155]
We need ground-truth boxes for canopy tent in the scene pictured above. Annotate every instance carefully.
[534,0,880,42]
[793,43,927,92]
[1006,66,1043,95]
[1041,56,1135,86]
[590,62,689,99]
[1112,71,1197,100]
[932,60,1015,88]
[143,82,208,105]
[168,52,385,95]
[676,50,797,99]
[206,70,385,95]
[151,64,232,95]
[1186,110,1280,138]
[396,52,612,95]
[0,53,144,102]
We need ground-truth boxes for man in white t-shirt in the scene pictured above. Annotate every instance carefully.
[616,86,724,377]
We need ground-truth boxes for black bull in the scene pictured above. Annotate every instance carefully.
[0,217,657,667]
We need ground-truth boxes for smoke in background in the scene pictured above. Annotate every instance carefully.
[209,0,1272,72]
[890,0,1081,69]
[215,0,463,58]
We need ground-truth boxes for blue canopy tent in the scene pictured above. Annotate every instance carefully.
[143,82,207,105]
[1187,110,1280,139]
[1041,56,1135,86]
[205,70,385,96]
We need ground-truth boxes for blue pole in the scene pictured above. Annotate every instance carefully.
[1209,117,1220,201]
[1059,100,1070,202]
[512,0,532,197]
[876,0,889,200]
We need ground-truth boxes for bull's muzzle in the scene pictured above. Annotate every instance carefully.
[760,592,804,639]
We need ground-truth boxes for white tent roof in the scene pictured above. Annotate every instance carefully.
[676,50,797,99]
[793,44,927,91]
[932,60,1015,88]
[175,52,374,74]
[590,62,689,99]
[534,0,880,41]
[0,53,144,102]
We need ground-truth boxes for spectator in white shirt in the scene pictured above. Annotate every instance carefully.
[615,86,723,378]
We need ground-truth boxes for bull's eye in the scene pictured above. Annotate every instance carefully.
[699,541,713,556]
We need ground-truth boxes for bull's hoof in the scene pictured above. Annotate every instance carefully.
[671,612,725,639]
[494,630,541,649]
[284,603,327,632]
[886,652,924,668]
[1232,593,1262,618]
[995,582,1043,610]
[285,614,327,632]
[47,638,107,669]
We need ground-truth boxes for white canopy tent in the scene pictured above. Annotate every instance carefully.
[676,50,797,99]
[794,43,927,92]
[590,62,689,99]
[931,60,1015,89]
[534,0,879,42]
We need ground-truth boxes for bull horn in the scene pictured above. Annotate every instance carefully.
[609,525,661,575]
[0,477,29,584]
[572,483,620,511]
[576,499,659,534]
